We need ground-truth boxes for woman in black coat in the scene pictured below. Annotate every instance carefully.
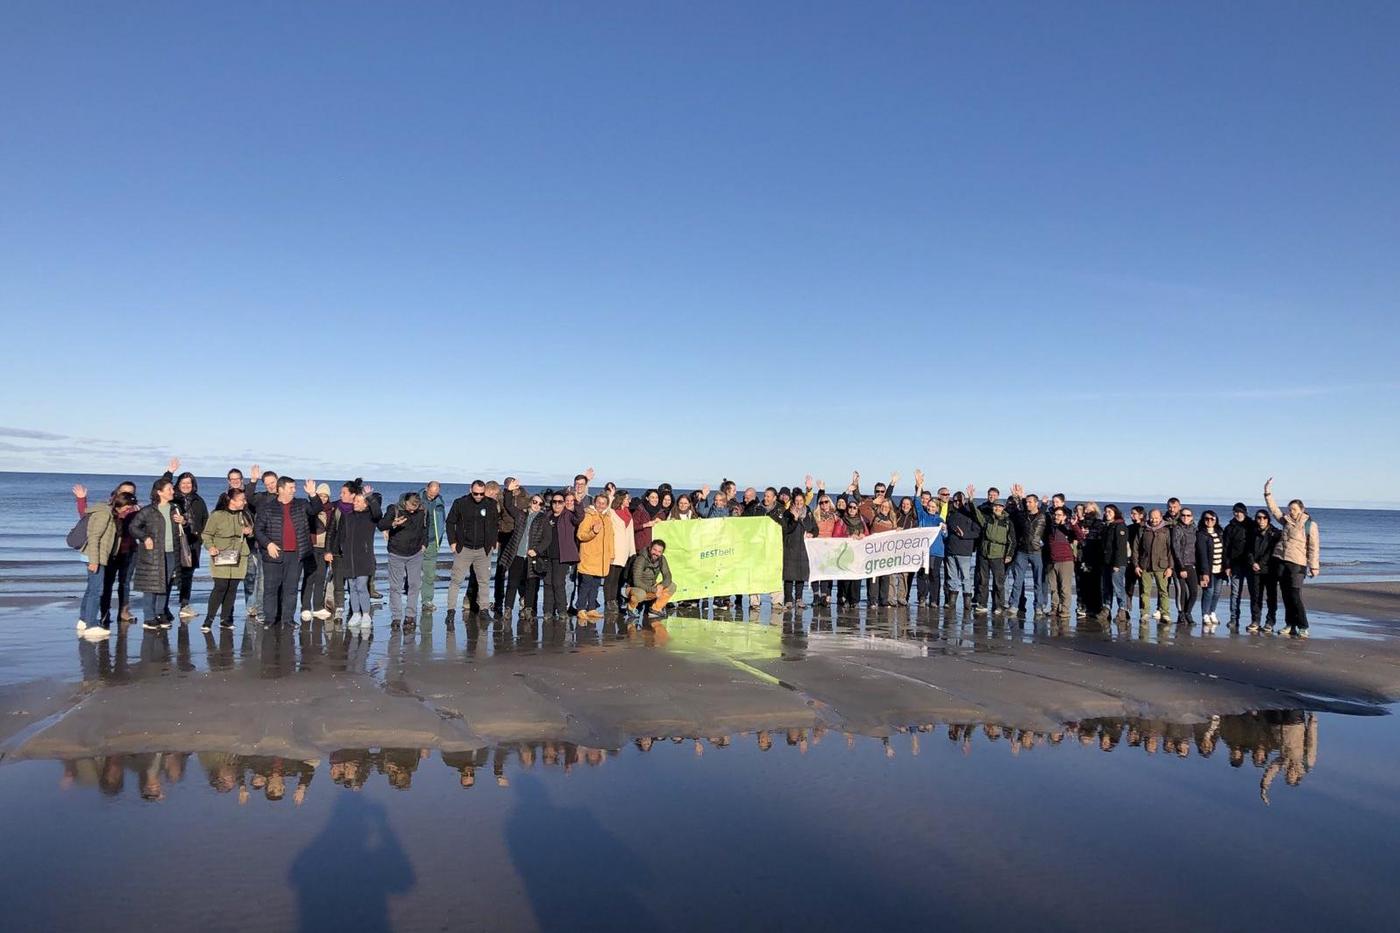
[327,492,383,630]
[170,471,209,617]
[773,492,817,609]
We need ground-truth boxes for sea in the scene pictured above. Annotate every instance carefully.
[4,470,1399,601]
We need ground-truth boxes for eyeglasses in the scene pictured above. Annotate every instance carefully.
[551,499,564,505]
[471,491,484,497]
[1181,513,1194,519]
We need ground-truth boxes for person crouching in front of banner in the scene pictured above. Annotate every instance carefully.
[627,539,673,625]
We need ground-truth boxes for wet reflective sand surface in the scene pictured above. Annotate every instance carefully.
[3,603,1400,931]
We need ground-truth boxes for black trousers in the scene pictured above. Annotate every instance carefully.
[495,529,512,610]
[301,548,327,611]
[1175,567,1200,619]
[1260,565,1280,623]
[838,579,861,605]
[206,577,239,625]
[917,562,943,606]
[1280,561,1309,630]
[261,556,302,626]
[605,565,626,607]
[974,558,1008,609]
[505,555,543,613]
[101,550,133,619]
[783,580,804,604]
[1078,563,1105,614]
[543,559,573,615]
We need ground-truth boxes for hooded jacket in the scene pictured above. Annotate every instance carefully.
[972,504,1017,561]
[1222,517,1254,569]
[81,503,120,567]
[576,507,616,578]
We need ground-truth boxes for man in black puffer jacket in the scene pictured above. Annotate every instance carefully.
[1222,502,1253,627]
[253,476,314,627]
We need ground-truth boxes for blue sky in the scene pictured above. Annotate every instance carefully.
[1,2,1397,505]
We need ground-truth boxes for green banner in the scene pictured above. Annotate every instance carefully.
[652,517,782,601]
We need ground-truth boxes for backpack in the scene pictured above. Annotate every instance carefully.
[66,514,91,550]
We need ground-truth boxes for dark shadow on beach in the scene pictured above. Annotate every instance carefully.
[288,793,415,932]
[505,773,660,932]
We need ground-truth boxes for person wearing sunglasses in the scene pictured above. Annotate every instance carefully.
[445,480,499,625]
[1169,509,1200,626]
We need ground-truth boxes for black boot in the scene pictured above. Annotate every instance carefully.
[444,609,456,627]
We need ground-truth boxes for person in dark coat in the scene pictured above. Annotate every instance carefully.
[252,477,314,627]
[165,468,209,619]
[129,476,185,629]
[772,492,817,608]
[327,490,383,631]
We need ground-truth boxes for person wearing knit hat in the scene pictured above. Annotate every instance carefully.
[300,483,335,622]
[1222,502,1255,629]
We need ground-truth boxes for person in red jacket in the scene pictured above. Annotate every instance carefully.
[1045,507,1086,621]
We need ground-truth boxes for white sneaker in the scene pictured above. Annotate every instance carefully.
[76,620,88,634]
[82,626,110,641]
[312,609,332,621]
[178,604,197,619]
[300,610,313,623]
[1152,611,1162,622]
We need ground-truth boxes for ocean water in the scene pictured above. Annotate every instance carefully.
[4,470,1398,599]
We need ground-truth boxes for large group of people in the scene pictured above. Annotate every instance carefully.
[69,461,1322,642]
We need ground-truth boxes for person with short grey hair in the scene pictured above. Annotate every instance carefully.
[379,491,427,625]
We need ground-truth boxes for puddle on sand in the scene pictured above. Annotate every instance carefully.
[3,708,1400,933]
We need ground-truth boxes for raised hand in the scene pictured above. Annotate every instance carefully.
[584,467,595,482]
[1264,476,1274,494]
[250,463,260,481]
[363,483,374,496]
[303,478,316,496]
[914,469,925,489]
[167,457,181,475]
[804,474,814,490]
[700,484,711,499]
[71,483,87,499]
[890,472,900,487]
[1011,482,1025,498]
[506,478,520,492]
[965,483,975,499]
[851,470,860,484]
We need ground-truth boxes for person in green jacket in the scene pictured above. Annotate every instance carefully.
[969,486,1018,614]
[201,488,253,632]
[420,481,446,609]
[77,491,139,640]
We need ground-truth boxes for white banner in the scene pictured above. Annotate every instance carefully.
[806,527,943,581]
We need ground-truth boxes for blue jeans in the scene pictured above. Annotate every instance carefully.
[244,550,263,611]
[347,575,371,615]
[944,555,974,598]
[1010,552,1041,614]
[1103,565,1128,614]
[81,566,105,624]
[1201,575,1226,616]
[143,551,176,621]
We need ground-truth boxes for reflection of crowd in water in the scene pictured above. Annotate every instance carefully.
[55,710,1318,805]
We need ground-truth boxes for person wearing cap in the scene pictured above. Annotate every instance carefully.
[968,485,1017,614]
[300,482,334,622]
[1222,502,1255,629]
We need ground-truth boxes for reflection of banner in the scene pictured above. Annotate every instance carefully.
[653,517,782,601]
[807,527,941,581]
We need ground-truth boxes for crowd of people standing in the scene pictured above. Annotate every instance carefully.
[69,461,1322,642]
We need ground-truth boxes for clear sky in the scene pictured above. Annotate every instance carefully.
[2,2,1397,505]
